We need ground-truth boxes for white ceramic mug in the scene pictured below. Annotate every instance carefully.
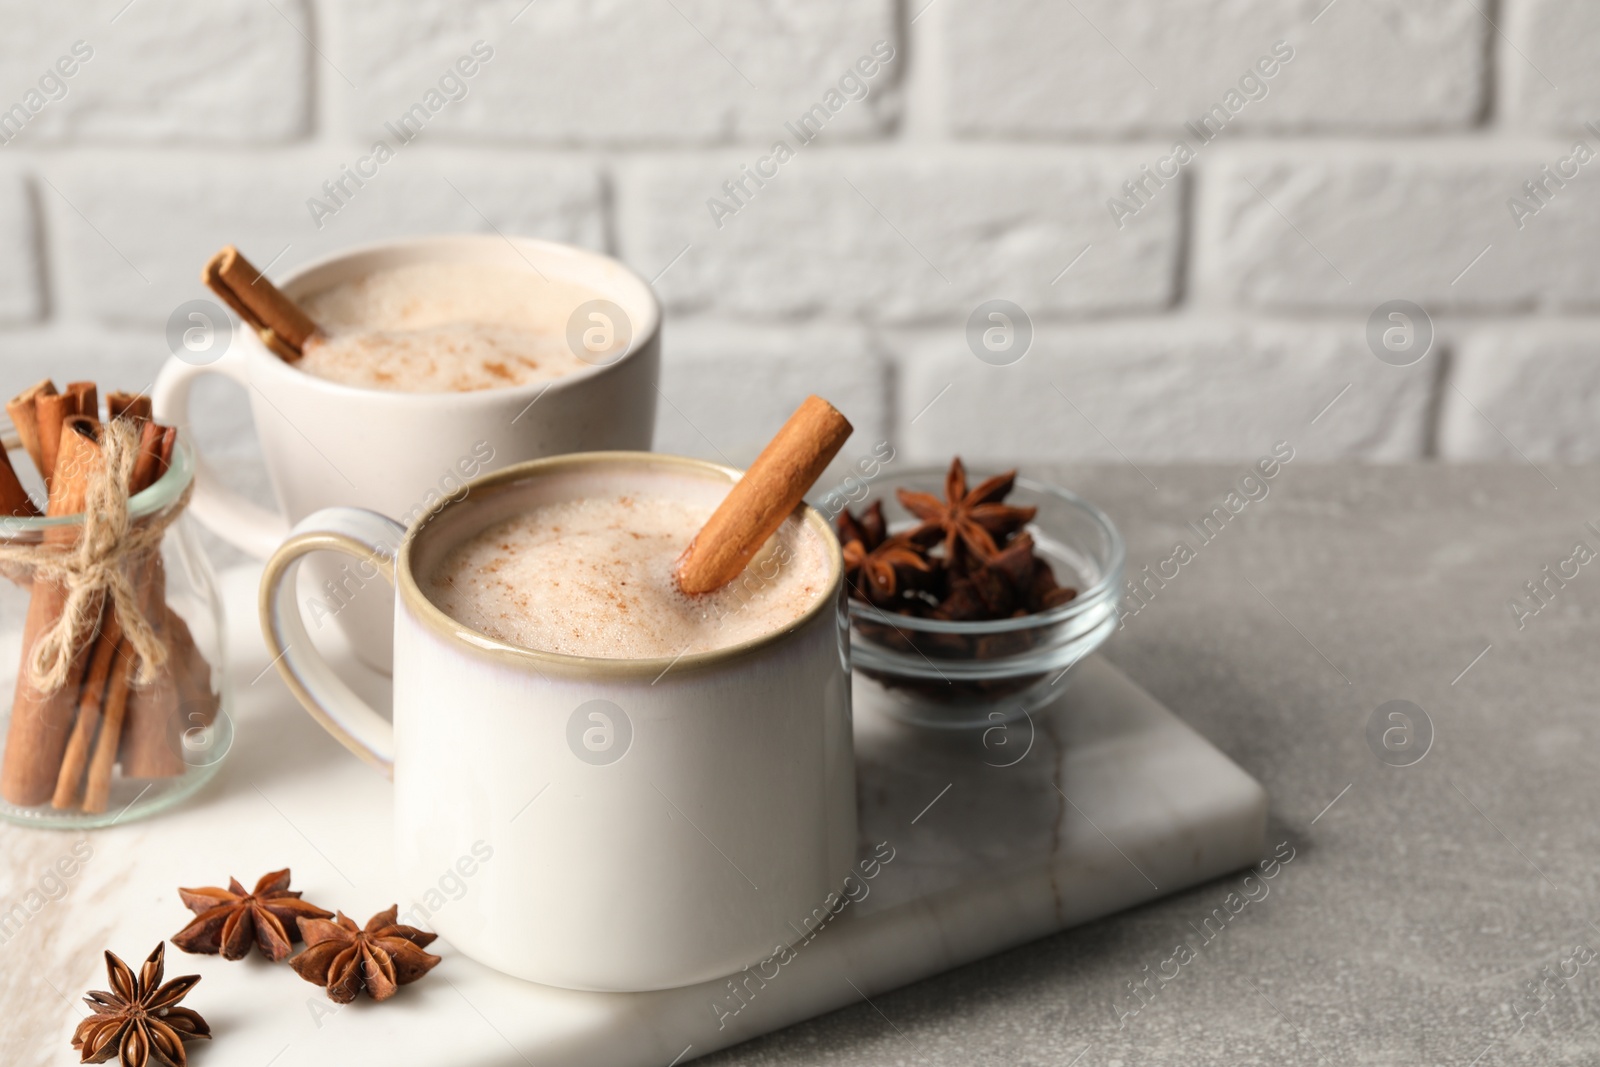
[258,453,857,992]
[154,235,660,674]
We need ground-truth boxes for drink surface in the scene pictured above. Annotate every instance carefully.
[297,262,604,393]
[422,492,830,659]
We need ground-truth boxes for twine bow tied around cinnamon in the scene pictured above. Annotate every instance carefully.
[0,419,190,693]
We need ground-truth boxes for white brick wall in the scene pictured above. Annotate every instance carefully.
[894,321,1434,463]
[1197,145,1600,312]
[0,0,1595,468]
[0,2,310,143]
[946,0,1485,136]
[616,149,1180,321]
[1441,324,1600,461]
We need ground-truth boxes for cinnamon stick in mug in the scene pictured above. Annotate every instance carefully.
[202,245,321,361]
[0,417,106,805]
[675,395,852,595]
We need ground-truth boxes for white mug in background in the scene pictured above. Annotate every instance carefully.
[258,453,857,992]
[154,234,661,674]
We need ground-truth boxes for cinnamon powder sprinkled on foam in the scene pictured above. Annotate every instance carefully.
[422,494,828,659]
[297,261,606,393]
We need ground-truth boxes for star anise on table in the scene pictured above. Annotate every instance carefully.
[171,868,333,962]
[291,906,441,1003]
[839,501,933,602]
[896,457,1037,565]
[72,943,209,1067]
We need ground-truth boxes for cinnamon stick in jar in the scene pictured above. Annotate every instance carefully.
[0,448,37,518]
[106,390,153,423]
[35,394,77,490]
[100,425,176,783]
[50,610,122,809]
[116,425,212,782]
[80,646,133,814]
[0,417,107,806]
[35,382,97,490]
[7,378,56,479]
[80,423,172,801]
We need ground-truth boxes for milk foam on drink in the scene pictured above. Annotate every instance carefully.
[421,491,831,659]
[297,261,605,393]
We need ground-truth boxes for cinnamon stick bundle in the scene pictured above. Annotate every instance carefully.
[1,384,212,812]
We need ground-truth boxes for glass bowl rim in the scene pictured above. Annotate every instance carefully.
[843,469,1126,636]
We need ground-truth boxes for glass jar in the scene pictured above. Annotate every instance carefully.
[0,435,231,828]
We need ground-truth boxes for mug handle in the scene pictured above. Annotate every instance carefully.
[153,349,291,558]
[259,507,405,777]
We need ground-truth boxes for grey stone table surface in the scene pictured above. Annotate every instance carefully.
[709,463,1600,1067]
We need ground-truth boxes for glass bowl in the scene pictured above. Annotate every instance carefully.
[842,467,1125,729]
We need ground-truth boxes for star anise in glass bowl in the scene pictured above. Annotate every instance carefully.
[896,458,1037,566]
[838,501,935,605]
[834,458,1125,728]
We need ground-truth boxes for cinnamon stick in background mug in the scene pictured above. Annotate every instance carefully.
[202,245,321,362]
[156,234,662,675]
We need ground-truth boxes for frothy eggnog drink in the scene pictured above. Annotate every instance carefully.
[296,261,607,393]
[422,491,831,659]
